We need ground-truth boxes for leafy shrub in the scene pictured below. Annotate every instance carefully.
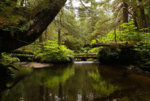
[36,40,74,63]
[119,21,139,41]
[134,32,150,57]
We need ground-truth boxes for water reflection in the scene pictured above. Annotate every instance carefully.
[0,63,150,101]
[88,70,118,97]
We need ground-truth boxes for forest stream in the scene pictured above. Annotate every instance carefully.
[0,0,150,101]
[0,61,150,101]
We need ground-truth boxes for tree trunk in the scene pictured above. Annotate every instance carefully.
[39,35,43,42]
[133,10,139,30]
[44,28,48,40]
[122,1,128,23]
[21,0,24,6]
[0,0,66,52]
[58,28,61,45]
[138,0,147,29]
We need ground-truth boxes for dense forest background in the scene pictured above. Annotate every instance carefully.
[0,0,150,64]
[31,0,150,50]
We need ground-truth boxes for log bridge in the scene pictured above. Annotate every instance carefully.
[74,53,97,61]
[85,41,137,48]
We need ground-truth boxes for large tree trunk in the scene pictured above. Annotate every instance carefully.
[133,10,139,30]
[122,1,128,23]
[138,0,147,29]
[0,0,66,52]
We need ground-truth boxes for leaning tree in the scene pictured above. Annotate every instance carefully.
[0,0,66,52]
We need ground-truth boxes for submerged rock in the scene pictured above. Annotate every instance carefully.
[15,62,53,69]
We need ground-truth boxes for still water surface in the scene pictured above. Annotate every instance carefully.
[1,61,150,101]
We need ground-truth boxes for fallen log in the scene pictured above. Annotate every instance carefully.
[85,41,137,48]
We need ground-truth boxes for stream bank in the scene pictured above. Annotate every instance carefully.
[98,46,150,73]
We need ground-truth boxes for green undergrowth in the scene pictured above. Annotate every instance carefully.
[0,53,33,77]
[11,40,74,63]
[95,21,150,68]
[26,40,74,63]
[0,52,20,65]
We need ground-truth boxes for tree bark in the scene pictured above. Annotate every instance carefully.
[138,0,147,29]
[0,0,66,52]
[39,35,43,42]
[58,28,61,45]
[133,10,139,30]
[44,28,48,40]
[122,1,128,23]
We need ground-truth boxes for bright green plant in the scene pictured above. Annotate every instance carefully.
[120,21,139,41]
[91,21,140,44]
[36,40,74,62]
[134,32,150,53]
[90,31,115,44]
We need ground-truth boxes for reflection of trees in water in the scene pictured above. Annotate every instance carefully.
[1,64,150,101]
[0,65,75,101]
[88,69,119,98]
[93,66,150,101]
[0,64,28,101]
[0,67,11,101]
[62,64,100,101]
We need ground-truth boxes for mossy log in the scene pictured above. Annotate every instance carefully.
[11,50,34,55]
[91,41,137,48]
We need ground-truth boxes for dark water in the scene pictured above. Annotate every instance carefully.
[0,61,150,101]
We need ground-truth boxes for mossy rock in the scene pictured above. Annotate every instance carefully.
[98,47,119,64]
[98,46,141,64]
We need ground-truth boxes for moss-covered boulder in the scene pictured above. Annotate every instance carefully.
[98,46,141,64]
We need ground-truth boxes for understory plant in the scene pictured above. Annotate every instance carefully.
[35,40,74,63]
[91,21,140,44]
[93,21,150,65]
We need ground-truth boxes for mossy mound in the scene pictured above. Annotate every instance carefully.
[98,46,143,65]
[35,53,73,64]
